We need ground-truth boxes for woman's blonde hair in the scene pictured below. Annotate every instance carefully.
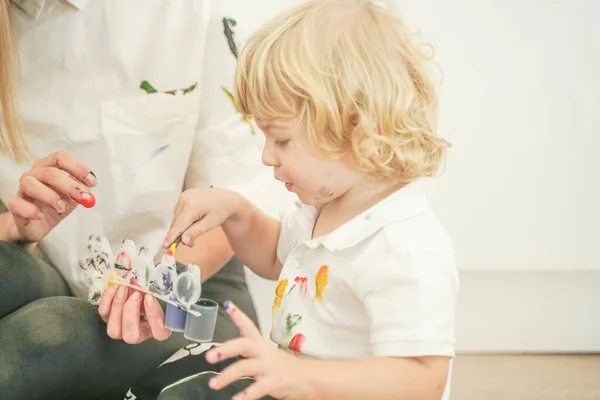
[235,0,450,183]
[0,0,29,162]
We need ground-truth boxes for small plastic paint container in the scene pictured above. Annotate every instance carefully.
[164,264,193,332]
[183,299,219,343]
[174,270,201,309]
[165,302,187,332]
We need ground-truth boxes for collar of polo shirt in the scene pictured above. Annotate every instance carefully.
[291,179,430,252]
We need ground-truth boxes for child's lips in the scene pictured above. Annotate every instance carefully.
[274,176,294,191]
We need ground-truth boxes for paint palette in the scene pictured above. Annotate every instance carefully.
[79,235,203,316]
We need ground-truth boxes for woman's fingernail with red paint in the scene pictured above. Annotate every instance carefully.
[75,192,96,208]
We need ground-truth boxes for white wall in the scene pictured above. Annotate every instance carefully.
[398,0,600,272]
[239,0,600,350]
[399,0,600,352]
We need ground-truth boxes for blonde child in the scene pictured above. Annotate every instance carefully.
[162,0,458,399]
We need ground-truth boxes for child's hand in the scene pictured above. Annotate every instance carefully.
[163,187,242,248]
[206,301,311,400]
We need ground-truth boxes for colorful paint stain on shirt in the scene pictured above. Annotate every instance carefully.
[139,80,198,96]
[315,265,329,303]
[221,86,255,135]
[286,313,302,334]
[222,17,239,59]
[288,333,306,353]
[292,276,308,297]
[132,145,170,177]
[272,278,288,317]
[270,265,329,355]
[220,17,255,133]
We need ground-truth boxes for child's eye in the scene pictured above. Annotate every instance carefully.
[275,139,290,148]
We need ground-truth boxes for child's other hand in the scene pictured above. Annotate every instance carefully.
[163,187,241,248]
[205,301,310,400]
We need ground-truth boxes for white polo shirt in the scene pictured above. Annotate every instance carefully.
[270,180,458,398]
[1,0,294,298]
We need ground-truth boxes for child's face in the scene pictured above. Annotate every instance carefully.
[256,118,359,206]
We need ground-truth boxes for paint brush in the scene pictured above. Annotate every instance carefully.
[166,236,181,256]
[165,185,213,256]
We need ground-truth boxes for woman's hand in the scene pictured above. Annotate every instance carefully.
[205,301,311,400]
[6,150,96,243]
[98,285,172,344]
[163,187,243,248]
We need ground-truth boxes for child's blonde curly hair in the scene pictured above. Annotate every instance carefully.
[235,0,450,183]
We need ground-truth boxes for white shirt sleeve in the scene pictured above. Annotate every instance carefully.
[352,241,458,358]
[183,1,292,218]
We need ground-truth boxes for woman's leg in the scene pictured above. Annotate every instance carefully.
[0,296,190,400]
[0,241,70,318]
[0,257,261,400]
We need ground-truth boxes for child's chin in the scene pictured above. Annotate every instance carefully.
[296,192,318,206]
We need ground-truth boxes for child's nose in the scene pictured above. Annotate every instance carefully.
[261,145,279,167]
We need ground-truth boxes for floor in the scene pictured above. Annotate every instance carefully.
[450,354,600,400]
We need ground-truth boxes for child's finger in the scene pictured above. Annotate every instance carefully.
[232,380,271,400]
[205,337,258,364]
[223,300,263,341]
[180,213,222,247]
[163,207,202,248]
[208,359,263,392]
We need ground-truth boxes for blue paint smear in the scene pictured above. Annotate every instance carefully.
[132,144,170,177]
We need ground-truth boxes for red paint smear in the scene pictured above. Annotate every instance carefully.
[293,277,308,295]
[75,193,96,208]
[288,333,305,353]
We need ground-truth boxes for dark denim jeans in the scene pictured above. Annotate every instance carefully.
[0,241,259,400]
